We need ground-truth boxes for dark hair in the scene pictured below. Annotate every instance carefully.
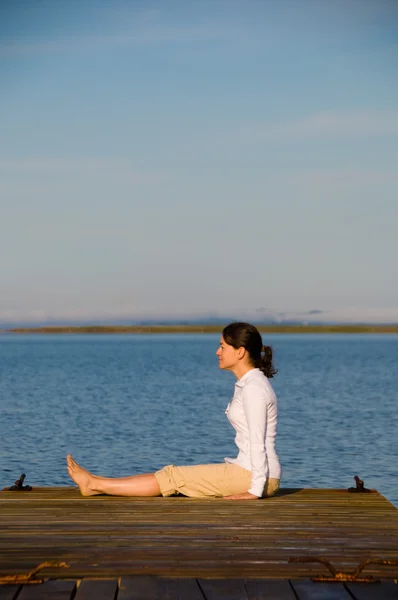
[222,322,278,378]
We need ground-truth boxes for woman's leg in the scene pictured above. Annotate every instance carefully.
[154,462,252,498]
[66,454,161,497]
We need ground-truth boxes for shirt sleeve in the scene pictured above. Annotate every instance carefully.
[242,382,268,497]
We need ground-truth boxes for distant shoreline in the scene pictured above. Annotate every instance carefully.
[4,324,398,334]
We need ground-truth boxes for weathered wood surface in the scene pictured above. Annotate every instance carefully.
[1,487,397,584]
[1,578,397,599]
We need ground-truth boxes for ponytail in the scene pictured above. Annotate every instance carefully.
[259,345,277,378]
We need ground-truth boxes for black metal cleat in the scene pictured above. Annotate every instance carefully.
[348,475,371,493]
[3,473,32,491]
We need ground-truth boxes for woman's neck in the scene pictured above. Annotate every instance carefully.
[232,364,256,381]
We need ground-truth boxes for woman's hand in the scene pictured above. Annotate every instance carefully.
[223,492,259,500]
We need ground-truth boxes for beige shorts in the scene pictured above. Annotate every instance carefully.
[154,463,280,498]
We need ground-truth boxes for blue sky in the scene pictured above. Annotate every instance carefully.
[1,0,397,323]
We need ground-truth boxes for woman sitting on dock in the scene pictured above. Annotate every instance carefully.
[67,322,282,500]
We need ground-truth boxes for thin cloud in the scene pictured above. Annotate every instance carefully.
[1,306,397,325]
[0,157,167,184]
[290,168,398,186]
[297,307,398,324]
[235,307,398,324]
[252,110,398,142]
[0,25,237,58]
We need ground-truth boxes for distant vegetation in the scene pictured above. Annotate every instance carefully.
[5,324,398,334]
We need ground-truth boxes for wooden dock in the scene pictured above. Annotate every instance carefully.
[1,486,397,599]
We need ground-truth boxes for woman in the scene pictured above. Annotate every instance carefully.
[67,322,281,500]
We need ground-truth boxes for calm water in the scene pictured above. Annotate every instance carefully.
[0,334,397,506]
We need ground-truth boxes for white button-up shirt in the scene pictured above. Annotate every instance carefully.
[224,368,281,497]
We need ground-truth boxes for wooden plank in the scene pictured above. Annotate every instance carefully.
[346,581,398,600]
[17,580,76,600]
[290,579,352,599]
[0,586,21,600]
[74,579,118,599]
[198,579,248,600]
[245,579,296,599]
[1,488,397,580]
[118,576,204,600]
[118,576,163,600]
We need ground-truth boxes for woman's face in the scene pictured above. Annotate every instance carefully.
[216,336,240,371]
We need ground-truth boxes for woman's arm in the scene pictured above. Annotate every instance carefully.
[224,386,268,500]
[241,383,269,497]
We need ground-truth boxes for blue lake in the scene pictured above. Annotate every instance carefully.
[0,333,397,506]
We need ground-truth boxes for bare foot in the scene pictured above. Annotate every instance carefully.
[67,454,96,477]
[66,454,100,496]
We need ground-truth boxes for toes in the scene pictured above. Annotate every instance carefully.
[66,455,91,477]
[67,456,78,469]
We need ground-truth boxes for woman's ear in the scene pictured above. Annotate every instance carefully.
[237,346,247,360]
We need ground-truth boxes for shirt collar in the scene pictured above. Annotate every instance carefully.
[235,368,260,388]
